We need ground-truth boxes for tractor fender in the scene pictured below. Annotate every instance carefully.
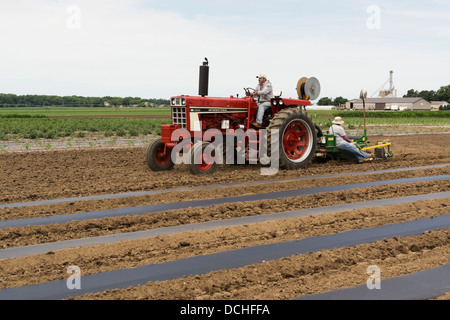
[279,98,311,107]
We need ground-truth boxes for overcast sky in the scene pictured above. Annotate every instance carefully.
[0,0,449,101]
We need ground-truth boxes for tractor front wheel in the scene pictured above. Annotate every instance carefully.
[267,107,317,170]
[189,141,218,175]
[145,138,174,171]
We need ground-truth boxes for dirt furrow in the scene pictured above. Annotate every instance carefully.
[1,180,448,248]
[0,198,448,289]
[1,134,449,204]
[1,166,449,221]
[1,133,449,300]
[71,229,450,300]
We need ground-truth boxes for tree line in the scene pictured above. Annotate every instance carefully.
[0,93,170,108]
[317,96,348,107]
[403,84,450,103]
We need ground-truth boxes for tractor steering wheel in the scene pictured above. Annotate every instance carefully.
[244,87,255,97]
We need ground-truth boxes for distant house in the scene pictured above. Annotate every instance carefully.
[430,101,449,111]
[345,97,431,111]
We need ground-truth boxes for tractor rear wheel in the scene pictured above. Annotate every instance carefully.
[189,141,218,175]
[267,107,317,170]
[145,138,174,171]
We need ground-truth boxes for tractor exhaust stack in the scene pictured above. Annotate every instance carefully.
[198,58,209,97]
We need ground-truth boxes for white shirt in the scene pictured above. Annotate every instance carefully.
[255,80,274,102]
[329,124,347,146]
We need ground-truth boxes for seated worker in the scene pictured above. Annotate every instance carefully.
[329,116,372,163]
[252,74,274,128]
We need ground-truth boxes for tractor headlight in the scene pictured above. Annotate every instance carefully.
[171,97,187,106]
[279,100,284,105]
[273,100,278,106]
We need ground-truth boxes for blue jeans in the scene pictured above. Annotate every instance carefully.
[337,141,370,162]
[255,101,271,124]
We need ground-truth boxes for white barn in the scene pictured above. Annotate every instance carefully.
[345,97,431,111]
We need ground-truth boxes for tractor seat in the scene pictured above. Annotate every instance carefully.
[264,107,273,117]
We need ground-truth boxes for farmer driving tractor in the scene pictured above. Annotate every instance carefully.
[252,74,274,129]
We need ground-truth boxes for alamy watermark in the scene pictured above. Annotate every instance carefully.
[169,128,280,175]
[367,5,381,30]
[67,265,81,290]
[66,5,81,30]
[366,265,381,289]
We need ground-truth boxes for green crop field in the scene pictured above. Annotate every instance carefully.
[312,116,450,128]
[310,110,450,129]
[0,107,172,140]
[0,117,171,140]
[0,107,449,141]
[0,106,171,116]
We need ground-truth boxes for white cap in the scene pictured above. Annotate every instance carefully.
[332,116,344,125]
[257,74,268,79]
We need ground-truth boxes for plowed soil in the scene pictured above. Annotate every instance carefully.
[0,133,449,301]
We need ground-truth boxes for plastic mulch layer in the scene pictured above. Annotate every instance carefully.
[1,175,449,229]
[295,264,450,300]
[0,164,447,210]
[1,191,449,260]
[1,214,449,300]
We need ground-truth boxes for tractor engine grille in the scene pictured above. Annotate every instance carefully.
[172,107,187,128]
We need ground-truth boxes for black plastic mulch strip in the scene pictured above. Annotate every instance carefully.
[1,192,449,260]
[295,264,450,300]
[0,214,449,300]
[1,175,449,230]
[0,164,447,209]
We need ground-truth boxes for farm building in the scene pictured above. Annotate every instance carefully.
[430,101,449,110]
[345,97,431,111]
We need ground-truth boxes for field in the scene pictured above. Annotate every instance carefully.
[0,106,171,116]
[0,107,449,151]
[0,107,449,306]
[0,107,171,144]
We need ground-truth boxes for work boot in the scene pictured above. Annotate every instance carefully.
[252,122,263,128]
[358,157,373,163]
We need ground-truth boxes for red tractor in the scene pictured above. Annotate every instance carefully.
[146,58,321,174]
